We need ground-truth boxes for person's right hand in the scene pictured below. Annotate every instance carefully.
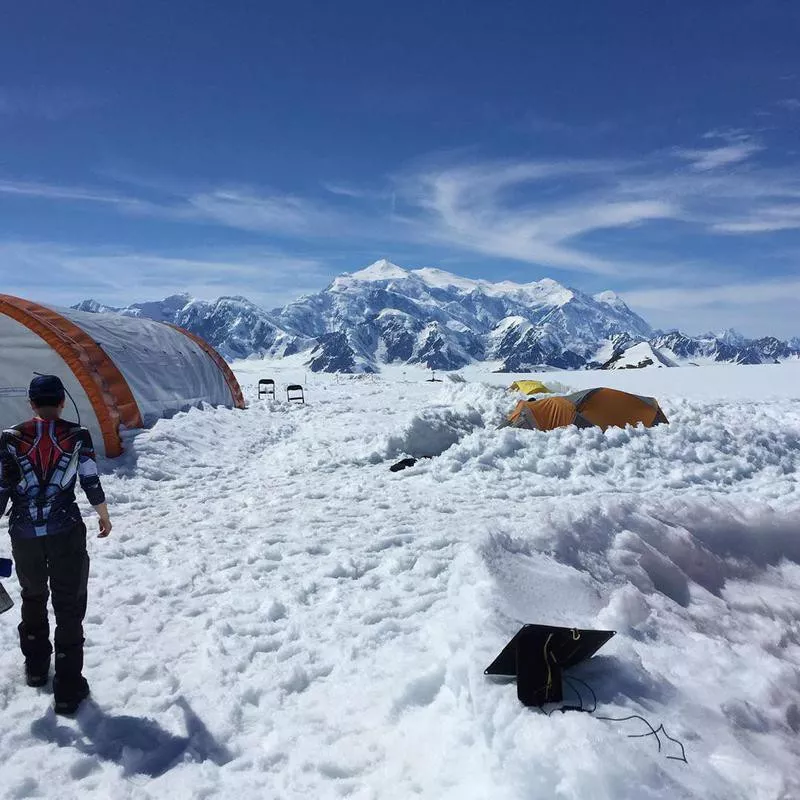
[98,516,113,538]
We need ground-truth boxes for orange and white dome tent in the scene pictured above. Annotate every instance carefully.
[498,387,668,432]
[0,294,245,457]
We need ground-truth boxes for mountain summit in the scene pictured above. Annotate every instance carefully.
[270,260,653,372]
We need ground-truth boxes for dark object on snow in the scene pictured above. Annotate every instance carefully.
[389,457,418,472]
[485,624,615,707]
[286,384,305,403]
[0,582,12,614]
[258,378,275,400]
[0,555,12,611]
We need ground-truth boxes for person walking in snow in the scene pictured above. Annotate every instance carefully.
[0,375,112,715]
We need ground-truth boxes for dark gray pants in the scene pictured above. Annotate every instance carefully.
[11,523,89,680]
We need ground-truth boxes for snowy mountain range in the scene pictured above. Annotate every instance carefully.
[73,260,800,372]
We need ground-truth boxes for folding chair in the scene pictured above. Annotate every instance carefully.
[258,378,276,400]
[286,384,305,403]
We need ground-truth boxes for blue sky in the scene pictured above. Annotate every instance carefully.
[1,1,799,338]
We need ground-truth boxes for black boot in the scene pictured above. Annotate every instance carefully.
[53,674,90,715]
[19,624,52,688]
[25,657,51,688]
[53,642,90,715]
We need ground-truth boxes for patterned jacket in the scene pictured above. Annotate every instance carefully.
[0,418,106,539]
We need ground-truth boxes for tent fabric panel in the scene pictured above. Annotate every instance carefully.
[500,400,538,430]
[57,307,236,425]
[0,312,103,450]
[0,295,140,457]
[528,397,578,431]
[501,400,525,429]
[564,388,602,408]
[633,394,661,410]
[576,387,659,430]
[166,324,246,409]
[517,403,540,430]
[509,380,552,395]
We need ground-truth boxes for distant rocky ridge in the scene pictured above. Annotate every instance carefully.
[73,294,312,361]
[73,260,800,372]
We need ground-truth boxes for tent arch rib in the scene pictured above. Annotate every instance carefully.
[1,294,246,458]
[0,295,143,457]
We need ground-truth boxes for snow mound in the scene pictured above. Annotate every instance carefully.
[382,407,485,459]
[542,380,576,394]
[366,382,509,461]
[431,396,800,497]
[476,494,800,798]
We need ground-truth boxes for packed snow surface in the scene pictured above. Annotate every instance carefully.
[1,361,799,799]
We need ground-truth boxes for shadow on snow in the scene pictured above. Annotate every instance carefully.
[30,695,232,778]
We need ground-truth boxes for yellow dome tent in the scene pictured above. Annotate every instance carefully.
[508,380,552,395]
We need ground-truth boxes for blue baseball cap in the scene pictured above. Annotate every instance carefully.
[28,375,66,404]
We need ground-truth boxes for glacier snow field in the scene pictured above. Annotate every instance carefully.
[1,359,799,800]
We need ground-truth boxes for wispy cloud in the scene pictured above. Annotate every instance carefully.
[623,277,800,310]
[395,159,675,275]
[675,141,762,171]
[0,176,394,240]
[389,135,800,277]
[779,98,800,111]
[0,241,331,309]
[712,205,800,233]
[183,189,351,236]
[675,130,762,171]
[2,129,799,285]
[321,182,391,200]
[0,179,137,206]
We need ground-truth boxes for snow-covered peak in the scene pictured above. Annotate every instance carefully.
[71,293,194,321]
[273,260,656,370]
[411,267,484,292]
[594,290,630,313]
[492,315,531,334]
[330,261,581,311]
[72,298,118,314]
[161,292,193,304]
[507,277,574,306]
[347,259,411,282]
[411,269,575,305]
[604,341,678,369]
[74,259,798,374]
[708,327,746,345]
